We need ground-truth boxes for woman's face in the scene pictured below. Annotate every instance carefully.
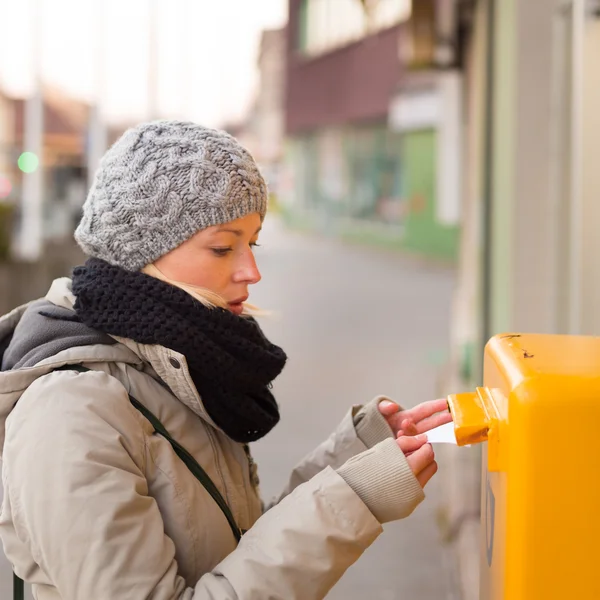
[154,212,262,315]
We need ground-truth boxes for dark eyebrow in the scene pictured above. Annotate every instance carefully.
[214,226,262,237]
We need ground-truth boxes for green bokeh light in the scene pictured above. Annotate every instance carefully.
[18,152,40,173]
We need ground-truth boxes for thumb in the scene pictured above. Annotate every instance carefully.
[378,399,399,416]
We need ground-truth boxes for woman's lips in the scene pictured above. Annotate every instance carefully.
[228,296,248,315]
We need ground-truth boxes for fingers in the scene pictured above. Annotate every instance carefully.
[406,443,435,478]
[378,399,400,417]
[398,419,420,436]
[398,410,453,436]
[416,460,438,488]
[388,399,451,436]
[396,434,428,455]
[416,411,453,433]
[404,399,450,423]
[398,438,439,489]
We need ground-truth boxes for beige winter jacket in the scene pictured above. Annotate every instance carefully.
[0,278,425,599]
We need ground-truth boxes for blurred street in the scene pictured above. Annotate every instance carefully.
[0,215,458,599]
[251,216,458,599]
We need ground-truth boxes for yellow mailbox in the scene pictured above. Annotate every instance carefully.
[447,333,600,600]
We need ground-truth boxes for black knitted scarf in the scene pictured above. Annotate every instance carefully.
[71,258,287,443]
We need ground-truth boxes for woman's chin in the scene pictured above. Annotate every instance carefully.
[228,303,244,316]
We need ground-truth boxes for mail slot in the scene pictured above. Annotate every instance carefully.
[447,333,600,600]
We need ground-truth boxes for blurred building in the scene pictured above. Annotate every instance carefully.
[0,91,14,185]
[4,88,89,246]
[0,90,20,207]
[0,90,16,259]
[440,3,600,599]
[242,28,287,204]
[448,0,600,392]
[479,0,600,339]
[0,85,131,259]
[280,0,465,261]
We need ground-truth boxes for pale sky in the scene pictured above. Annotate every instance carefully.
[0,0,288,127]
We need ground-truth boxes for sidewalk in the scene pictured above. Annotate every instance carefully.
[436,366,481,600]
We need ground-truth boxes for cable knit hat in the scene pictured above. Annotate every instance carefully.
[75,121,268,271]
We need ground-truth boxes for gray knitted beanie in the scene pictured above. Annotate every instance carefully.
[75,121,268,271]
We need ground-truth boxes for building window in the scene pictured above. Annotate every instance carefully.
[297,0,411,56]
[297,0,309,51]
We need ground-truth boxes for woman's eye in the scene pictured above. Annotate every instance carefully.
[211,247,232,257]
[250,242,261,249]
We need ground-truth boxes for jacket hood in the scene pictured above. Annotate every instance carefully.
[1,299,115,371]
[0,278,146,456]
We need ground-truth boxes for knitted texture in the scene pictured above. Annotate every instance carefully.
[75,121,268,272]
[71,258,287,443]
[337,438,424,523]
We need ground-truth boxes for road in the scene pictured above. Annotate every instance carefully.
[250,217,458,599]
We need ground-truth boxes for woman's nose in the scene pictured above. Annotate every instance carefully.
[235,251,261,284]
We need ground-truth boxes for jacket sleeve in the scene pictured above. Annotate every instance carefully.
[2,370,385,600]
[266,395,396,508]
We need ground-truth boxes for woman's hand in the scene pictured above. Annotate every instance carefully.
[396,435,437,488]
[379,398,452,437]
[383,398,451,489]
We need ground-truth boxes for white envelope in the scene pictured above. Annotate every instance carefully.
[425,421,469,445]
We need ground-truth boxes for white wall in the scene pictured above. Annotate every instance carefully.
[580,18,600,334]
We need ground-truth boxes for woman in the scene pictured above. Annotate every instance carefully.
[0,121,451,599]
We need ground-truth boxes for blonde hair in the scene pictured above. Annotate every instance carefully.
[141,263,266,317]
